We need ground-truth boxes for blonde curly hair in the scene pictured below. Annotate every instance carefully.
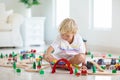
[59,18,79,34]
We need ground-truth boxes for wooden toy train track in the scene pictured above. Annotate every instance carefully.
[88,71,120,75]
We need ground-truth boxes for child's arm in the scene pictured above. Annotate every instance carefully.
[44,36,60,62]
[46,46,54,55]
[43,46,55,62]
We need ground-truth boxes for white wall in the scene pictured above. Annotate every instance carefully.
[70,0,120,53]
[0,0,47,16]
[0,0,57,44]
[1,0,120,53]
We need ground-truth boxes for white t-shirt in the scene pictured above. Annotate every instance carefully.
[51,34,86,59]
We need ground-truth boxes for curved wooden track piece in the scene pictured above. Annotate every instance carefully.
[89,61,104,72]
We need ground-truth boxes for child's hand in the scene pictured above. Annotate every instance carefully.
[43,53,55,62]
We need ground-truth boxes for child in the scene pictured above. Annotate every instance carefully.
[43,18,86,65]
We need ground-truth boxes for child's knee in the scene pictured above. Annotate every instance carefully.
[80,54,86,59]
[77,54,86,63]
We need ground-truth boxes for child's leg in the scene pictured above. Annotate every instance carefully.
[69,53,86,65]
